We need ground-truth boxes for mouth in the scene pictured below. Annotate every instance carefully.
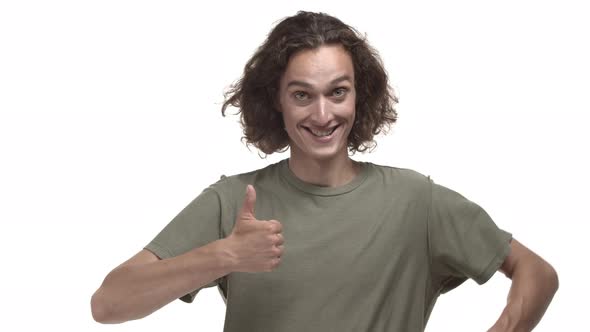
[301,124,341,140]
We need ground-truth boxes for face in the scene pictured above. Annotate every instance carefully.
[277,44,356,163]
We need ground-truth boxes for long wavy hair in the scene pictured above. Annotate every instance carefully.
[221,11,399,158]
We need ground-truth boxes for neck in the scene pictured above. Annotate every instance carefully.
[287,154,360,188]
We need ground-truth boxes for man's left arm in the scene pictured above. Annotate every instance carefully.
[487,238,559,332]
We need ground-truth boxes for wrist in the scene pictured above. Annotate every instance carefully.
[210,238,239,274]
[489,298,527,332]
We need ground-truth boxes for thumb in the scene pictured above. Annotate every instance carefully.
[238,184,257,220]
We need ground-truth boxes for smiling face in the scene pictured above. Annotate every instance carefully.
[277,44,356,163]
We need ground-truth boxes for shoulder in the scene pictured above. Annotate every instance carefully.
[218,161,278,187]
[367,161,432,200]
[369,161,430,186]
[207,161,280,200]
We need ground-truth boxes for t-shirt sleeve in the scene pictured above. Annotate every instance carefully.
[143,178,226,303]
[426,176,512,293]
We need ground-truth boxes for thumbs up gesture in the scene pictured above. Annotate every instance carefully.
[225,185,284,273]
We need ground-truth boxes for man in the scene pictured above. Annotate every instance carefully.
[91,11,558,331]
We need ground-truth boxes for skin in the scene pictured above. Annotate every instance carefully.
[489,238,558,331]
[277,44,559,331]
[91,43,558,329]
[277,44,361,188]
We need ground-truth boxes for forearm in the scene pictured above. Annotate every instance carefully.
[488,260,559,332]
[92,239,236,324]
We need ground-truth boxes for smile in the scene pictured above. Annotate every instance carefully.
[302,124,340,142]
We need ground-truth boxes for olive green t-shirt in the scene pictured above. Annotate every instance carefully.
[144,158,512,331]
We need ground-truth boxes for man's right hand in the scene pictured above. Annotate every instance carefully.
[225,184,285,273]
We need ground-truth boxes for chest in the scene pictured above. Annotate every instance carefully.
[226,191,429,299]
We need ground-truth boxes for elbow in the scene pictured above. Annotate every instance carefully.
[539,261,559,297]
[91,290,108,323]
[547,264,559,294]
[91,289,118,324]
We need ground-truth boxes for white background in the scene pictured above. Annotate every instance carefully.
[1,0,587,331]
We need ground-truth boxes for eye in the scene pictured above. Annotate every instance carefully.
[333,87,348,97]
[293,91,309,101]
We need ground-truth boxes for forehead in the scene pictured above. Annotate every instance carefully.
[280,44,354,88]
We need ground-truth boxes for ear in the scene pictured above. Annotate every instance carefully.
[273,80,284,113]
[273,96,282,113]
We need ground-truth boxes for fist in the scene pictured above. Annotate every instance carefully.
[226,184,285,273]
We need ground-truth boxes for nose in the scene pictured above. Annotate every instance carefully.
[309,95,334,126]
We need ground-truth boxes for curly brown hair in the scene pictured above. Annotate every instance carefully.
[221,10,399,158]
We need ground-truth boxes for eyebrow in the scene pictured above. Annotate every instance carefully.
[286,75,352,89]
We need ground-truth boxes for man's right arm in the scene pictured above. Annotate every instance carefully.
[91,238,236,324]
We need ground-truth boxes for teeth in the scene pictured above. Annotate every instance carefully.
[309,126,337,137]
